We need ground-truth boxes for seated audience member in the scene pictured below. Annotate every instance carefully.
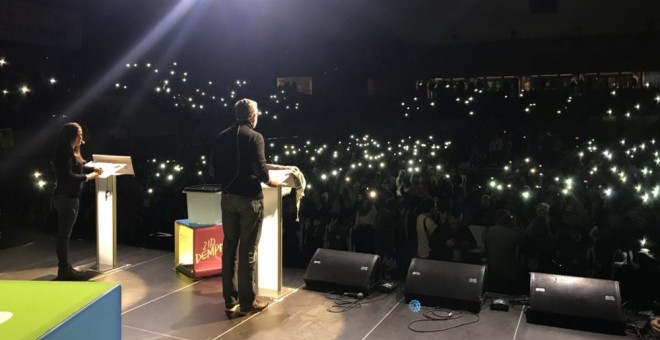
[472,194,496,226]
[353,198,377,253]
[485,209,524,294]
[416,197,453,260]
[416,197,438,259]
[373,198,405,279]
[524,202,557,273]
[447,206,477,263]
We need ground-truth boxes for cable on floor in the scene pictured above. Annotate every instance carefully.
[407,307,480,333]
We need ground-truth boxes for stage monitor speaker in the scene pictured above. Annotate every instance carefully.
[527,272,625,335]
[303,248,381,295]
[404,258,486,313]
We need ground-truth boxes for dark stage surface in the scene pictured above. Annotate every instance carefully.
[0,238,635,339]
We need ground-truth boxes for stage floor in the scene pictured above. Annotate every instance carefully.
[0,238,634,340]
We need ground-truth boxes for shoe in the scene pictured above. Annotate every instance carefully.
[239,300,269,316]
[56,264,88,281]
[225,304,240,318]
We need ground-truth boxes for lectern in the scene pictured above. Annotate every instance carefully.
[172,169,296,296]
[257,169,295,299]
[87,154,135,271]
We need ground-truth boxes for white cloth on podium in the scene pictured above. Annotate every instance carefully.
[266,164,306,221]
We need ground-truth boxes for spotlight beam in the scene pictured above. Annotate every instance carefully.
[65,0,199,118]
[120,0,212,122]
[0,0,199,176]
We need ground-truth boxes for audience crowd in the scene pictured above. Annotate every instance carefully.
[6,73,660,307]
[288,129,659,303]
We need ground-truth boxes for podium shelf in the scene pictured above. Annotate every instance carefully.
[183,184,223,193]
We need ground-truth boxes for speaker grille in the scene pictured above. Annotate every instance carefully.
[527,272,625,335]
[404,258,486,313]
[303,248,381,294]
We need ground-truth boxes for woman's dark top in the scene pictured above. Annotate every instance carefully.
[53,151,93,199]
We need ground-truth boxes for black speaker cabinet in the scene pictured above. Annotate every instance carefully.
[303,248,381,295]
[527,272,625,335]
[404,258,486,313]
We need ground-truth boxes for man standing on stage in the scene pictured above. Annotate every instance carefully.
[212,98,280,316]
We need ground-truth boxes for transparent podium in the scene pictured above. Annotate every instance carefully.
[257,169,296,299]
[87,154,135,272]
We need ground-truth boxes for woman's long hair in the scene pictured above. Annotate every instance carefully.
[54,122,85,165]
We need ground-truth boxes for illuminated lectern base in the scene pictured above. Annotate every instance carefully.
[88,154,135,272]
[256,170,295,299]
[95,176,117,272]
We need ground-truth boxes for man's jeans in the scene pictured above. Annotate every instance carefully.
[221,193,264,309]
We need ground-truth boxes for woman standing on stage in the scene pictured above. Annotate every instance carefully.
[51,122,102,280]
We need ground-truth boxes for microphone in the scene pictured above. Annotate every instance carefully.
[343,292,364,299]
